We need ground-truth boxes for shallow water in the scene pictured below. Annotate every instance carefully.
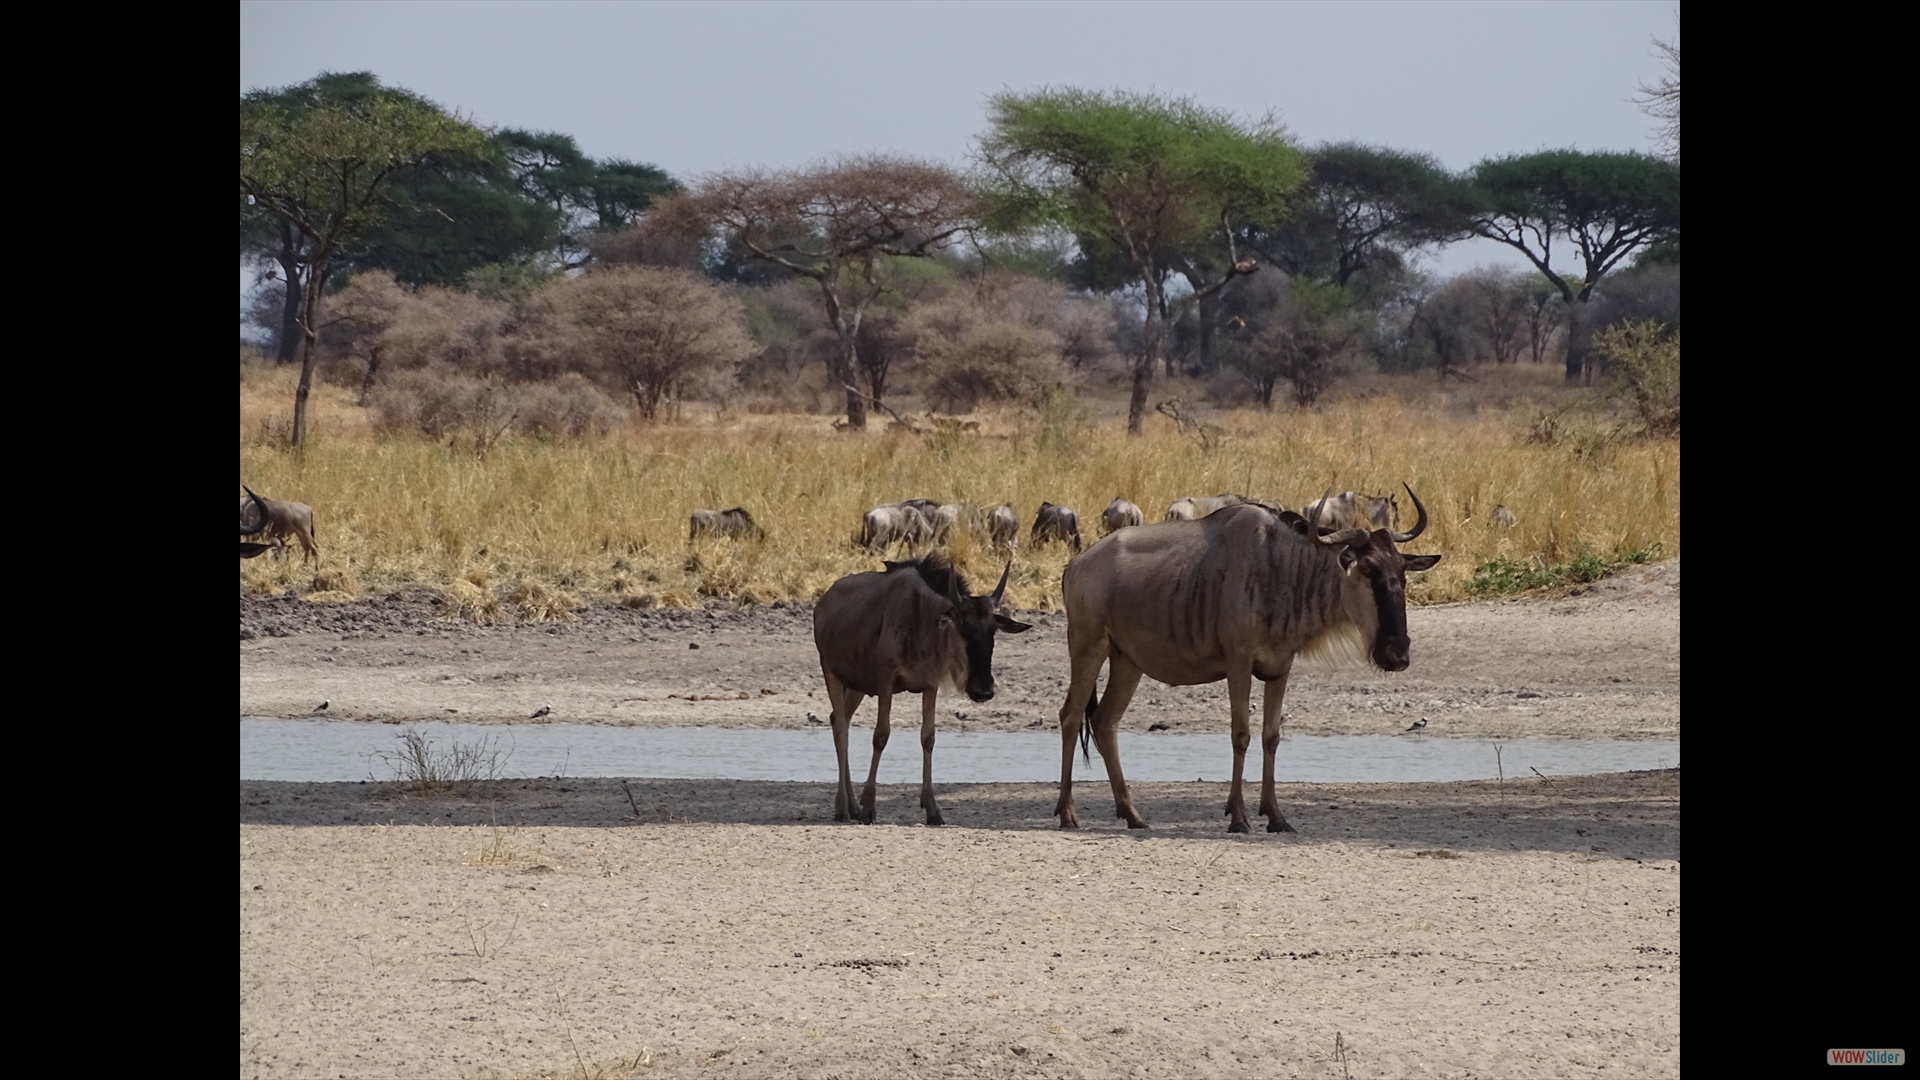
[240,719,1678,785]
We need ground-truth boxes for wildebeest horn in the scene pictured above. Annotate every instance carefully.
[1388,484,1428,543]
[242,486,270,537]
[990,561,1012,606]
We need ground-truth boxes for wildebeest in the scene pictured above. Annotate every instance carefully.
[985,505,1019,553]
[239,490,319,564]
[239,487,276,558]
[812,552,1032,824]
[1491,504,1518,529]
[930,504,972,545]
[1163,494,1246,521]
[1054,486,1441,833]
[1301,491,1397,532]
[861,502,935,553]
[1101,497,1144,536]
[1030,502,1083,552]
[689,507,764,541]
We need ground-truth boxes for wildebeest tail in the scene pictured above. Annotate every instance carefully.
[1080,683,1097,763]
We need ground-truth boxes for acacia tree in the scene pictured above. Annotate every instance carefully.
[978,88,1307,433]
[693,157,977,429]
[241,83,484,444]
[1463,150,1680,381]
[560,267,757,420]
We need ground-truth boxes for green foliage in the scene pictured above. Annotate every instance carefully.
[1465,150,1680,304]
[978,88,1307,250]
[1465,542,1662,597]
[1596,319,1680,435]
[1245,142,1468,289]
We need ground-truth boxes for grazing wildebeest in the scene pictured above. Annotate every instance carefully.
[985,505,1020,553]
[239,487,276,558]
[813,553,1032,824]
[1030,502,1083,552]
[930,504,973,545]
[1163,494,1246,521]
[1301,491,1397,532]
[1100,497,1144,536]
[1491,504,1518,529]
[238,490,319,564]
[689,507,765,541]
[861,502,935,553]
[1054,486,1441,833]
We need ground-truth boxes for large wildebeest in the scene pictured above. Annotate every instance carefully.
[1302,491,1397,532]
[861,502,935,553]
[1100,497,1144,536]
[1054,487,1440,833]
[238,489,319,564]
[813,553,1032,824]
[689,507,765,541]
[1163,494,1246,522]
[239,487,276,558]
[985,505,1020,553]
[1029,502,1084,553]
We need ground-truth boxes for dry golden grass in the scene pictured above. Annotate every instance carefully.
[239,363,1677,609]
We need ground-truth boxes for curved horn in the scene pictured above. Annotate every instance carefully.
[241,487,270,537]
[1388,484,1428,543]
[990,561,1012,606]
[1307,488,1331,541]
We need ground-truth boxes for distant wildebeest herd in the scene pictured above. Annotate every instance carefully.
[241,483,1456,833]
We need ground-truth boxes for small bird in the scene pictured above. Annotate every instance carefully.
[314,700,329,713]
[807,712,823,725]
[529,704,552,721]
[1404,717,1428,732]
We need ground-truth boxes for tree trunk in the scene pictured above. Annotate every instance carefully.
[1127,312,1163,435]
[1564,302,1585,383]
[837,334,867,430]
[1196,290,1219,376]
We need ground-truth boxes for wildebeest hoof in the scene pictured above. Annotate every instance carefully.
[1267,818,1297,833]
[926,815,945,827]
[1125,819,1151,830]
[1228,819,1251,834]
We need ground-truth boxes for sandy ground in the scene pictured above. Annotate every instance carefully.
[240,561,1678,1079]
[241,561,1677,740]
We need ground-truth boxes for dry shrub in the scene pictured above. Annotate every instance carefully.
[512,373,625,437]
[618,592,657,609]
[438,579,506,624]
[309,567,362,597]
[302,590,358,603]
[370,367,518,439]
[508,578,578,623]
[655,589,698,610]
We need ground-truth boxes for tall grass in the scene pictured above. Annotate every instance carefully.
[239,364,1678,609]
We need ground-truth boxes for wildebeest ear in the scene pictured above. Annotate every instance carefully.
[1338,548,1359,572]
[1402,554,1442,572]
[1278,510,1310,537]
[995,614,1033,634]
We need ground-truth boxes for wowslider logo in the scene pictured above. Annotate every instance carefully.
[1829,1049,1905,1066]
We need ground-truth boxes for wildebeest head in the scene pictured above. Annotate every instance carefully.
[241,487,270,537]
[891,557,1033,702]
[1290,484,1441,672]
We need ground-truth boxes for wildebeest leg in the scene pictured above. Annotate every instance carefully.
[825,671,863,822]
[1055,628,1111,829]
[1092,653,1149,829]
[919,689,943,826]
[1259,666,1297,832]
[859,691,893,824]
[1224,666,1256,833]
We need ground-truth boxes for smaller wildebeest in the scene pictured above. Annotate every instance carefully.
[1030,502,1083,552]
[1491,504,1518,529]
[985,505,1020,553]
[1101,497,1144,535]
[930,504,972,545]
[689,507,764,541]
[1163,494,1246,521]
[861,502,935,553]
[1301,491,1397,532]
[813,553,1032,824]
[239,490,319,564]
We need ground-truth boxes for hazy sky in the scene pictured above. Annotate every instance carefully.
[240,0,1678,280]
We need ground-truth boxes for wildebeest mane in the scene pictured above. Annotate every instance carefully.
[882,549,968,598]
